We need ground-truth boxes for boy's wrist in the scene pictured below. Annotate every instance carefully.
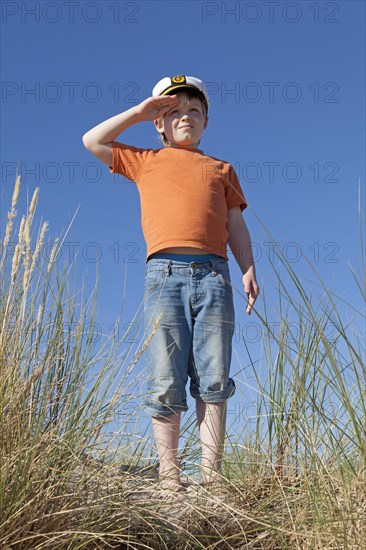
[244,264,256,274]
[128,105,144,123]
[238,263,255,275]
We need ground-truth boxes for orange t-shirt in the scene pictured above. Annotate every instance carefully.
[109,142,248,263]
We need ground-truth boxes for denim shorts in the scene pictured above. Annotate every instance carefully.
[142,253,236,418]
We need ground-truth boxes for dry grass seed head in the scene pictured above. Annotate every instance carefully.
[47,237,59,274]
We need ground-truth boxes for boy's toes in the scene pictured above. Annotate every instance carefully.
[152,480,188,502]
[158,479,186,492]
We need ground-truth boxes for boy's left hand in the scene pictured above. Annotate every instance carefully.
[242,266,260,315]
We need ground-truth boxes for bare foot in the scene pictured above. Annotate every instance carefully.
[158,478,186,492]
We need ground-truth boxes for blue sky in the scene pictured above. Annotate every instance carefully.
[1,1,365,458]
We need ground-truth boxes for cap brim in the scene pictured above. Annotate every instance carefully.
[160,85,208,109]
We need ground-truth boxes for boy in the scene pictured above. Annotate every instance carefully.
[82,75,260,499]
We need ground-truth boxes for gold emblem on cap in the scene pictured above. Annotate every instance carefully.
[171,75,186,84]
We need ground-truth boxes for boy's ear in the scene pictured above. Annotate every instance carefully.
[154,118,164,134]
[203,115,209,130]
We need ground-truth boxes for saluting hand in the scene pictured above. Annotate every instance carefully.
[135,95,180,122]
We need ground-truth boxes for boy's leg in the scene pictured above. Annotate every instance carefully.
[152,411,184,490]
[189,258,234,484]
[196,400,227,483]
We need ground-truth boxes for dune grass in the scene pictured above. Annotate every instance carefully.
[0,175,365,549]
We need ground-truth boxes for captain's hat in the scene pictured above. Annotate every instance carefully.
[152,75,210,111]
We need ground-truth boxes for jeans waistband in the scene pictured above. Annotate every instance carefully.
[146,253,228,275]
[149,253,225,263]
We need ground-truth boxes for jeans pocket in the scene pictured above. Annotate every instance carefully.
[211,263,232,291]
[217,272,232,290]
[144,269,164,292]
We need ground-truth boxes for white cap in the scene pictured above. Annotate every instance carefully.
[152,75,210,111]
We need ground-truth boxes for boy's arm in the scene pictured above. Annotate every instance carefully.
[227,206,260,315]
[82,106,143,167]
[82,95,180,167]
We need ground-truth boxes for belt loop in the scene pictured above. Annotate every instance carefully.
[168,260,172,276]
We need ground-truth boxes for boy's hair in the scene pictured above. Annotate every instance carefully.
[156,88,208,147]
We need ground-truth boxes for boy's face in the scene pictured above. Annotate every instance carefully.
[154,92,208,148]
